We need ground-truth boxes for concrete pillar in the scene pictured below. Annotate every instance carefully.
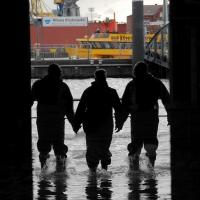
[169,1,200,199]
[132,0,144,66]
[163,0,169,25]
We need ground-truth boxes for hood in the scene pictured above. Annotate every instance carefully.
[91,80,108,88]
[134,72,153,81]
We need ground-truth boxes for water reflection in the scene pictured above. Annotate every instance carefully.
[128,174,141,200]
[37,173,68,200]
[85,173,113,200]
[127,172,158,200]
[37,179,54,200]
[142,179,158,199]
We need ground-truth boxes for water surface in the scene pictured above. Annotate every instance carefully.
[32,78,171,200]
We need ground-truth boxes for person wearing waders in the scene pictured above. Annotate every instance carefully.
[120,61,171,170]
[73,69,122,172]
[31,63,75,170]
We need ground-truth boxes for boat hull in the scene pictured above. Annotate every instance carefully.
[65,47,132,59]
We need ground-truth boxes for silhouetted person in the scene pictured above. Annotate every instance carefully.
[31,63,74,169]
[120,61,171,169]
[74,69,122,172]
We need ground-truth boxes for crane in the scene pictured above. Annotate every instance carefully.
[29,0,80,18]
[54,0,80,17]
[54,0,64,16]
[29,0,55,18]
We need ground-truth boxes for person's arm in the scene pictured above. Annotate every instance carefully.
[121,83,132,126]
[31,81,39,106]
[112,90,123,132]
[74,90,88,133]
[159,81,171,124]
[63,84,74,125]
[159,82,171,111]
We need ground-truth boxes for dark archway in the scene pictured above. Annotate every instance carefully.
[1,1,200,199]
[0,0,32,199]
[170,1,200,199]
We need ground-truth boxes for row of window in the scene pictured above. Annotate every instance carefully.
[80,42,132,49]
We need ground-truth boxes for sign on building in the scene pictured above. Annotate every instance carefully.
[42,17,88,27]
[149,21,164,26]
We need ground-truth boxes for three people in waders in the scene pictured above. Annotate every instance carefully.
[32,62,171,172]
[31,64,75,170]
[120,61,171,170]
[73,69,122,172]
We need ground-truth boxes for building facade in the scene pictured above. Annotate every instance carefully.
[127,4,164,34]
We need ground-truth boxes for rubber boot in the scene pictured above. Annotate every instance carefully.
[129,154,139,170]
[149,156,156,168]
[101,163,108,170]
[56,155,67,172]
[146,154,156,168]
[39,153,50,169]
[89,167,97,173]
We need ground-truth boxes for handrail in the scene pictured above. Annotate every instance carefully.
[144,23,169,68]
[146,23,169,46]
[31,97,167,118]
[31,114,167,119]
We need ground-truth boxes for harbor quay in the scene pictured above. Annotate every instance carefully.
[31,58,133,78]
[31,58,168,79]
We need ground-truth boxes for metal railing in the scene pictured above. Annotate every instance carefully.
[144,23,169,68]
[31,44,68,60]
[31,98,167,119]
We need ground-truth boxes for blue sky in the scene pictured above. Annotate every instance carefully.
[44,0,165,22]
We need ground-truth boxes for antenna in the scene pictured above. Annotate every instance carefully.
[88,7,95,22]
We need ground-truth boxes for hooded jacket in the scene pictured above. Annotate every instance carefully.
[32,75,74,124]
[74,81,121,136]
[121,73,170,123]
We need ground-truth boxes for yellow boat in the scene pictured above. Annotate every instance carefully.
[65,32,155,59]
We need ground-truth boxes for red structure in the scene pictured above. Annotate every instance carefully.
[30,19,127,46]
[117,23,127,34]
[99,19,117,33]
[30,25,88,45]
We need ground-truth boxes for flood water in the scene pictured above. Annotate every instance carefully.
[32,78,171,200]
